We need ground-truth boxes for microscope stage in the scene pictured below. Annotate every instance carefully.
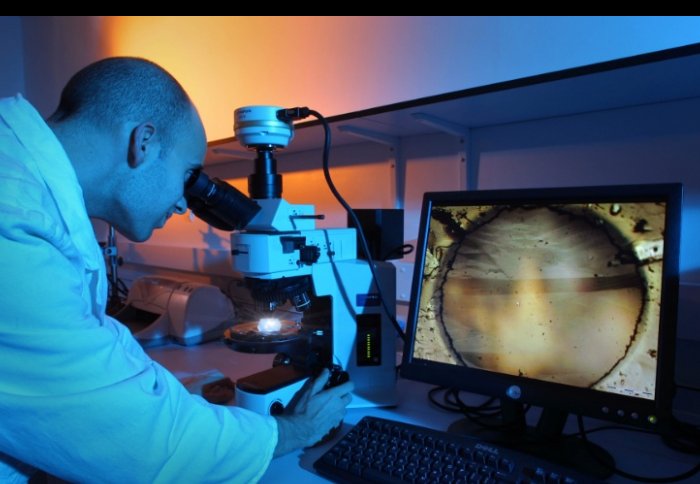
[223,319,303,353]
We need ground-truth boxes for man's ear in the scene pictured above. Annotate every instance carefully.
[127,122,156,168]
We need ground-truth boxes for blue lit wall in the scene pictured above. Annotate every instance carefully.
[0,17,24,96]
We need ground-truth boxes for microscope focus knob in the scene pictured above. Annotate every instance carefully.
[269,401,285,415]
[292,292,311,312]
[325,365,350,389]
[298,245,321,265]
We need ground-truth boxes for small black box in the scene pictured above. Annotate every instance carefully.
[348,209,404,261]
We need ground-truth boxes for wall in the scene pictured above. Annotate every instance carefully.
[21,16,107,116]
[11,16,700,341]
[0,16,25,97]
[16,17,700,134]
[99,16,700,141]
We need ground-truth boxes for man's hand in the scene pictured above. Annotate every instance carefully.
[273,369,354,457]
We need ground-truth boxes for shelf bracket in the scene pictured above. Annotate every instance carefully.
[411,113,475,191]
[337,125,405,209]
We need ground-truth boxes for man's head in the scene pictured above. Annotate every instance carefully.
[48,57,206,242]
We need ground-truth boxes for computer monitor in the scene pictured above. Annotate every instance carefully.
[400,183,682,477]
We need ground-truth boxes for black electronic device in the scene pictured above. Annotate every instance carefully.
[400,183,682,479]
[348,209,405,261]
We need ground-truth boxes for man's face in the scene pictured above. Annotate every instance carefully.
[116,113,206,242]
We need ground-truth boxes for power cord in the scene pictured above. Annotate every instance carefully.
[428,386,500,415]
[432,387,700,481]
[278,107,406,343]
[575,415,700,482]
[428,386,529,431]
[382,243,414,261]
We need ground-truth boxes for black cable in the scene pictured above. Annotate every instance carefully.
[576,415,700,483]
[448,388,501,417]
[428,386,462,412]
[117,278,129,298]
[433,387,699,481]
[428,387,503,422]
[295,108,406,343]
[456,390,500,412]
[430,386,542,435]
[382,243,414,261]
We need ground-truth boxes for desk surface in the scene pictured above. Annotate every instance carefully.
[147,341,699,483]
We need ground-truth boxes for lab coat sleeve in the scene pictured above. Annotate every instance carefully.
[0,166,277,483]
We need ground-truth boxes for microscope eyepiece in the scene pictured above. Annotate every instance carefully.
[185,170,261,231]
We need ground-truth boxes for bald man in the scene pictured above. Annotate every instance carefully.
[0,57,352,483]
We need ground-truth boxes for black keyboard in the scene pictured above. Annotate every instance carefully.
[313,416,596,483]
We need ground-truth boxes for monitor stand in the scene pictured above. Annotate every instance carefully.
[447,399,614,480]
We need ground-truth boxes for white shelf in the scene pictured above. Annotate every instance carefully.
[205,43,700,166]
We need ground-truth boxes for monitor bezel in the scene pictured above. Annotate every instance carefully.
[400,183,682,429]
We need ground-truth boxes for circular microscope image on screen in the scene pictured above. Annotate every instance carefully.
[413,202,665,400]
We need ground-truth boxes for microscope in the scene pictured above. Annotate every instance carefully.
[185,106,398,415]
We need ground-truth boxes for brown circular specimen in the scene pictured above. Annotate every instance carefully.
[437,206,644,387]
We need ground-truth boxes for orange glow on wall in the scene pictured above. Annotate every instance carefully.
[102,16,417,142]
[101,16,416,252]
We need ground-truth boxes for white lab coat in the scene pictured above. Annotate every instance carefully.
[0,95,277,483]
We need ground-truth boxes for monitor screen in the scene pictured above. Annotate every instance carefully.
[401,184,681,434]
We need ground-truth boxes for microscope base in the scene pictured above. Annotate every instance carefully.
[236,365,309,415]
